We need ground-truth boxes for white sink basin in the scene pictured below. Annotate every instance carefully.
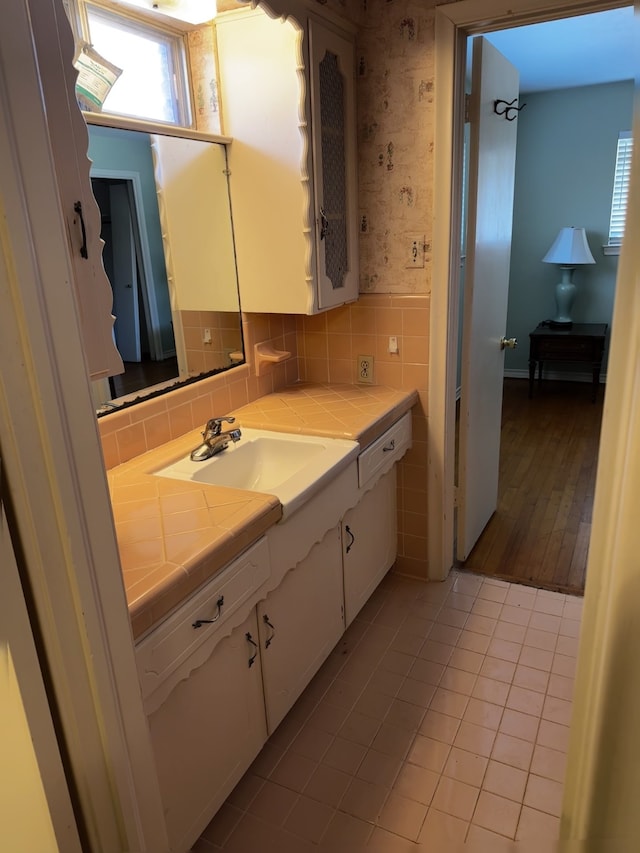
[154,428,359,518]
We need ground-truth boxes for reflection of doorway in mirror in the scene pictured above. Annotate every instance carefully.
[91,176,179,397]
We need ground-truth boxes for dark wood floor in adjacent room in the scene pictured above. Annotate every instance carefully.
[460,377,604,596]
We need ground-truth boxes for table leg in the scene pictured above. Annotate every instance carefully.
[528,360,536,398]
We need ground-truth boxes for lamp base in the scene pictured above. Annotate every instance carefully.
[549,319,573,329]
[553,267,576,327]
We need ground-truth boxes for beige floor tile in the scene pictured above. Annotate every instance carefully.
[290,725,334,762]
[357,748,403,787]
[453,721,497,758]
[307,699,351,735]
[529,611,562,633]
[338,710,382,747]
[506,685,545,717]
[499,604,532,627]
[477,583,509,604]
[371,722,416,758]
[393,763,439,805]
[465,823,516,850]
[269,751,317,793]
[407,734,451,773]
[442,746,489,787]
[490,732,534,771]
[417,807,469,846]
[397,677,437,708]
[471,598,504,619]
[431,775,480,821]
[366,826,421,851]
[482,759,527,803]
[449,646,485,675]
[546,673,575,702]
[555,634,580,657]
[471,676,510,707]
[542,695,573,726]
[322,736,366,775]
[457,629,492,654]
[199,802,243,847]
[518,645,554,672]
[339,776,389,823]
[465,613,498,636]
[445,591,476,613]
[471,790,520,838]
[429,622,463,646]
[419,638,455,665]
[499,708,540,743]
[530,744,568,784]
[493,620,527,643]
[463,697,504,731]
[524,627,557,651]
[367,667,405,697]
[479,656,516,683]
[513,663,550,694]
[223,772,263,810]
[353,686,395,721]
[408,657,446,687]
[282,794,335,844]
[430,686,471,718]
[536,719,571,753]
[524,773,564,817]
[438,667,478,697]
[319,810,373,848]
[377,792,429,841]
[303,763,352,807]
[385,698,427,732]
[487,637,522,663]
[419,709,461,744]
[247,780,298,825]
[516,805,561,841]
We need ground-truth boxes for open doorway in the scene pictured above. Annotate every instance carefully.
[445,5,634,594]
[91,175,179,397]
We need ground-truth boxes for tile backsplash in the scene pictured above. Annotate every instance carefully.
[99,295,430,579]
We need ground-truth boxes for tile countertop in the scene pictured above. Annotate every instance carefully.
[109,383,417,640]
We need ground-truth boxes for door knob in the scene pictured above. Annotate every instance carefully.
[500,336,517,350]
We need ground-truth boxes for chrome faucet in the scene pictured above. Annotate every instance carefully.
[190,416,242,461]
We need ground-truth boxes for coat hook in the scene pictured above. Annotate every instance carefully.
[494,98,526,121]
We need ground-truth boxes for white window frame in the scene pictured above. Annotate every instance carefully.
[605,131,633,255]
[70,0,192,127]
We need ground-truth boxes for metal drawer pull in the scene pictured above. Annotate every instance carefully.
[383,439,395,452]
[246,632,258,668]
[192,596,224,629]
[345,525,355,554]
[262,614,276,648]
[73,201,88,259]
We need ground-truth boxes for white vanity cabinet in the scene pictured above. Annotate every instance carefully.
[257,525,345,732]
[342,467,398,627]
[146,611,267,852]
[215,4,359,314]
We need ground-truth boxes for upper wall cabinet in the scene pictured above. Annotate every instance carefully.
[28,0,123,380]
[216,2,359,314]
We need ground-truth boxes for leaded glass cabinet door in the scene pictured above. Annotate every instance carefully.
[309,21,359,310]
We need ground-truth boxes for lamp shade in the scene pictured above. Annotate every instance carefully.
[542,227,596,265]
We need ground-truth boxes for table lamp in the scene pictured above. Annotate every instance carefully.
[542,226,595,328]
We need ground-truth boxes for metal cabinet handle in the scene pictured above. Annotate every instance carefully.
[383,439,395,452]
[246,632,258,668]
[345,524,355,554]
[73,201,88,259]
[262,614,276,648]
[319,207,329,240]
[192,596,224,629]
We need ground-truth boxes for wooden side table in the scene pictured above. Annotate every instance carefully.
[528,322,608,402]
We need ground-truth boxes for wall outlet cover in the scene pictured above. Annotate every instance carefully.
[357,354,374,384]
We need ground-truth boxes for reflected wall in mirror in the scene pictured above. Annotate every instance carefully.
[87,122,244,411]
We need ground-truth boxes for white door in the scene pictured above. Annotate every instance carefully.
[457,37,519,561]
[109,182,140,362]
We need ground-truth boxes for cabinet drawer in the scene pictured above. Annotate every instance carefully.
[536,339,595,359]
[136,537,270,702]
[358,411,412,489]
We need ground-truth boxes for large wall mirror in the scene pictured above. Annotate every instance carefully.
[88,119,244,413]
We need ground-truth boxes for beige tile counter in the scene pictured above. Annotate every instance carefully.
[110,383,416,639]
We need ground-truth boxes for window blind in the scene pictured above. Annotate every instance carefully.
[608,131,633,245]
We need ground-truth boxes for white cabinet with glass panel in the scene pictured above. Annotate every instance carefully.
[216,2,359,314]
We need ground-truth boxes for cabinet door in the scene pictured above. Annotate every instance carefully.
[258,525,344,733]
[28,0,123,380]
[343,468,398,627]
[309,20,359,310]
[147,611,266,853]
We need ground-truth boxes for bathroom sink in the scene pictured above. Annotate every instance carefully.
[154,428,359,518]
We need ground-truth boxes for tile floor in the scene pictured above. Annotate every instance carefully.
[192,570,582,852]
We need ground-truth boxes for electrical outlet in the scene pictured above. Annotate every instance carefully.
[357,354,374,384]
[405,234,425,268]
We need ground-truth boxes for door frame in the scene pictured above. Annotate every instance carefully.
[91,168,166,361]
[429,0,627,580]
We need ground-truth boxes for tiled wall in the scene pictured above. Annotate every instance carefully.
[180,309,244,376]
[297,293,429,580]
[98,312,298,470]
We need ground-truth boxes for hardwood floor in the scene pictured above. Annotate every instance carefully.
[459,377,604,595]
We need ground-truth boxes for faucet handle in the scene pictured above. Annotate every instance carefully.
[205,416,236,436]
